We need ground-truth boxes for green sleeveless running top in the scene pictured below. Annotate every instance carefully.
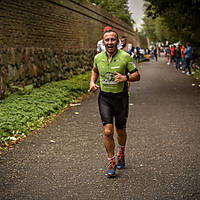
[93,50,137,93]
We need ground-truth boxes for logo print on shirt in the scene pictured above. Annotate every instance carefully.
[129,62,136,67]
[102,72,117,85]
[102,59,105,62]
[111,66,120,69]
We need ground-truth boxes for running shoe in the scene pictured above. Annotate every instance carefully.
[117,154,125,169]
[186,72,191,76]
[106,160,117,177]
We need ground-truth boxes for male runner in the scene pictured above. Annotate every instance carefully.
[89,29,140,177]
[120,36,129,53]
[97,26,122,54]
[120,36,131,92]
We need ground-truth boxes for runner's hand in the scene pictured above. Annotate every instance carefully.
[115,72,127,83]
[89,83,99,93]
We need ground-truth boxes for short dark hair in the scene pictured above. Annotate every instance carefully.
[121,36,126,39]
[103,29,119,42]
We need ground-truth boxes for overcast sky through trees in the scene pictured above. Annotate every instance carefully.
[128,0,144,30]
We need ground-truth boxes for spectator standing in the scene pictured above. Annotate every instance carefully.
[165,46,171,65]
[145,48,150,61]
[153,45,158,62]
[150,47,154,60]
[170,45,175,65]
[180,45,186,73]
[184,42,193,75]
[174,45,182,71]
[191,48,198,72]
[120,36,129,53]
[120,36,131,91]
[131,47,137,64]
[136,47,140,63]
[145,48,150,55]
[158,46,161,57]
[130,47,138,64]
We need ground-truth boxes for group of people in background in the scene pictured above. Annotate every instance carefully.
[165,43,196,75]
[97,28,198,76]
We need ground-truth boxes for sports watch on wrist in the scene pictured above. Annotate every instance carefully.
[126,74,129,81]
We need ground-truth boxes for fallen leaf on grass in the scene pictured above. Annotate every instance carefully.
[10,137,17,141]
[70,103,81,107]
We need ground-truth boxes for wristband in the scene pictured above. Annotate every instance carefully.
[126,74,129,81]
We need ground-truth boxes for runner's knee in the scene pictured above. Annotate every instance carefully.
[104,125,114,137]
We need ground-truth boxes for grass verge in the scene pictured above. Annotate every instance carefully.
[0,72,91,151]
[191,69,200,81]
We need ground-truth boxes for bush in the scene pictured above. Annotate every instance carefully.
[0,72,91,150]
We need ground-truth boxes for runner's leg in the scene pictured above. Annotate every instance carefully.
[104,123,115,158]
[116,128,126,169]
[116,128,127,147]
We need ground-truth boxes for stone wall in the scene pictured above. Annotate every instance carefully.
[0,47,95,93]
[0,0,139,98]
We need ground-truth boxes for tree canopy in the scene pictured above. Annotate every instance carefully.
[142,0,200,54]
[89,0,135,26]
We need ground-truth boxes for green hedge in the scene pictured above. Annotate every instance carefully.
[0,72,91,150]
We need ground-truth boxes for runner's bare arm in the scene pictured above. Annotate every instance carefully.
[128,71,140,82]
[89,67,99,93]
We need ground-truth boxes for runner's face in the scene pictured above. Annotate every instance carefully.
[121,38,126,46]
[103,32,118,54]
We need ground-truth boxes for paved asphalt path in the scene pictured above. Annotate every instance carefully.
[0,57,200,200]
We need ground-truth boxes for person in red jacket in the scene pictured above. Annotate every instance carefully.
[180,45,186,73]
[170,45,175,65]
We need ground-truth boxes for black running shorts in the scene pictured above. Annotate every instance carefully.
[98,91,129,129]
